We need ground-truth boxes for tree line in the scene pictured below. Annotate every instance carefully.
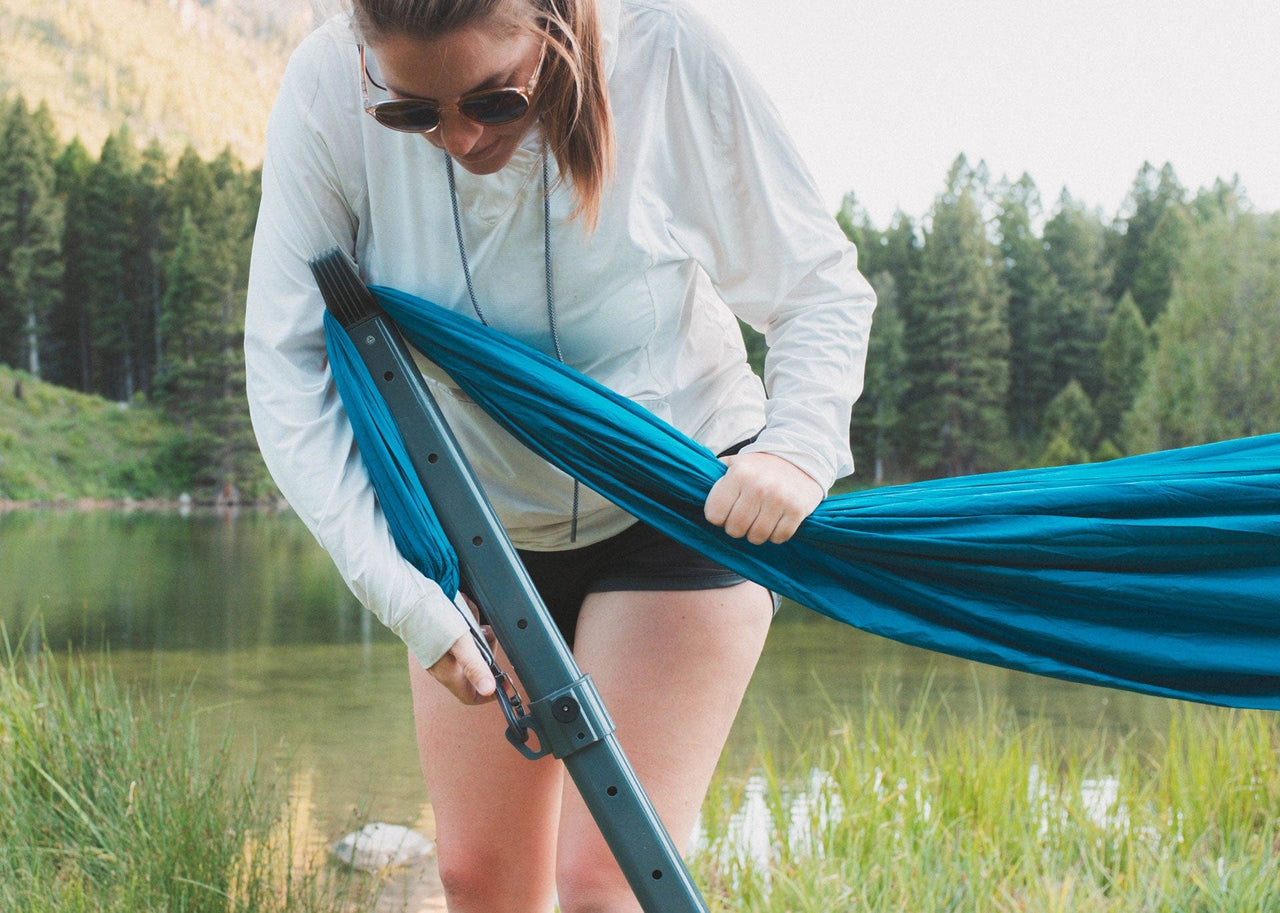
[835,156,1279,483]
[0,97,262,497]
[2,95,1277,498]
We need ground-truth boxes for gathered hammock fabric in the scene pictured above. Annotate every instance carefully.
[322,284,1280,710]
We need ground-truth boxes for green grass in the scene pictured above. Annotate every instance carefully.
[0,634,378,912]
[0,365,189,502]
[692,683,1280,912]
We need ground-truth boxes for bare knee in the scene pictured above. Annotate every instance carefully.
[438,847,551,913]
[434,854,495,911]
[556,843,640,913]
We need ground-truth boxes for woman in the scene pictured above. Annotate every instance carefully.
[245,0,875,909]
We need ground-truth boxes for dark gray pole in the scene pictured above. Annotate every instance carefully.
[311,252,709,912]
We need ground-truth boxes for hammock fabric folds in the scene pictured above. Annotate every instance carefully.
[322,285,1280,709]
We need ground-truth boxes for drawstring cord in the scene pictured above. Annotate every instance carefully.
[445,142,580,541]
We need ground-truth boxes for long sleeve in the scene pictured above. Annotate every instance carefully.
[659,5,876,489]
[244,28,468,668]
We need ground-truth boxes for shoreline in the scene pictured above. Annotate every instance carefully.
[0,495,290,515]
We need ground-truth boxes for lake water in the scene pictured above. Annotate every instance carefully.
[1,508,1181,848]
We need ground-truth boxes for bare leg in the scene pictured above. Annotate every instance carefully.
[408,639,563,913]
[554,581,774,913]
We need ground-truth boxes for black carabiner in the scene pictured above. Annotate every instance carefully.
[468,625,550,760]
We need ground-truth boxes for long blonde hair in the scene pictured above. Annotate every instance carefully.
[352,0,616,228]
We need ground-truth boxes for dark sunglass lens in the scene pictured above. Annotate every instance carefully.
[374,101,440,132]
[459,91,530,125]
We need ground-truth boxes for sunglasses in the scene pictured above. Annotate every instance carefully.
[359,42,546,134]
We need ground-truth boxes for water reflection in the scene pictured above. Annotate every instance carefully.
[732,600,1176,768]
[1,509,1180,844]
[0,509,389,653]
[696,764,1129,884]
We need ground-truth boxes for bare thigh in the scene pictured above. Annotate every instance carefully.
[408,638,563,913]
[555,581,774,909]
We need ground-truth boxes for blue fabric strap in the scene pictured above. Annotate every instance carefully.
[323,286,1280,709]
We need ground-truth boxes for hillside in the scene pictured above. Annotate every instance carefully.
[0,0,330,164]
[0,364,186,503]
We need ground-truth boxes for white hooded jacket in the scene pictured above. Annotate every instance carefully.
[245,0,876,668]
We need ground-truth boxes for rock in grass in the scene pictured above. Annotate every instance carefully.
[331,823,435,871]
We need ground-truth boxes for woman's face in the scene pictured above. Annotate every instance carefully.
[369,24,543,175]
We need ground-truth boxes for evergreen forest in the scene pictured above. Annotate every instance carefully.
[1,95,1277,501]
[837,159,1280,482]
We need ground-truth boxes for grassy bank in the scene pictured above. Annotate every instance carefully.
[693,685,1280,911]
[0,365,189,503]
[0,638,377,912]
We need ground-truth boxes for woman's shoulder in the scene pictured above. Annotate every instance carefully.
[278,14,359,102]
[265,14,366,177]
[617,0,737,73]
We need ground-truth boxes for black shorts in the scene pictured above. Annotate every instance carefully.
[516,519,751,648]
[474,437,772,648]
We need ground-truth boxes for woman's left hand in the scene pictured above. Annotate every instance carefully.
[704,451,824,545]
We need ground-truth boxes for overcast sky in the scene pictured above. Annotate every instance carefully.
[694,0,1280,227]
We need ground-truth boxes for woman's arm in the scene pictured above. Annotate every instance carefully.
[245,29,470,669]
[662,5,877,538]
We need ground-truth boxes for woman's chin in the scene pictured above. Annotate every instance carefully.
[453,143,515,175]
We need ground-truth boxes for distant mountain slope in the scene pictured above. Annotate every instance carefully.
[0,0,331,163]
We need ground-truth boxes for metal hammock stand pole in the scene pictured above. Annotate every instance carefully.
[310,251,710,913]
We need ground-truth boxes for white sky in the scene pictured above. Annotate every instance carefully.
[694,0,1280,227]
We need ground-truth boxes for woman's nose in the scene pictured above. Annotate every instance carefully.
[436,112,484,157]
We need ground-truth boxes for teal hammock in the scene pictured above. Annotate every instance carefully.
[322,284,1280,710]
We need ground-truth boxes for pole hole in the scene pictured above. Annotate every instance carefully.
[427,453,439,464]
[472,536,483,547]
[517,619,528,630]
[651,870,663,880]
[606,786,618,797]
[383,371,394,381]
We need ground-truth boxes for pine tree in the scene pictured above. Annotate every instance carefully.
[1190,176,1247,225]
[154,146,263,495]
[50,137,96,391]
[0,98,16,366]
[836,192,882,270]
[1127,204,1188,326]
[0,99,65,377]
[132,140,171,395]
[996,174,1057,450]
[849,271,907,482]
[902,156,1010,477]
[837,194,911,481]
[204,151,264,496]
[1094,294,1150,448]
[1108,162,1186,323]
[874,212,921,442]
[836,195,923,300]
[1043,193,1110,404]
[78,127,142,400]
[1037,379,1099,466]
[165,147,218,246]
[1126,196,1280,450]
[876,212,920,306]
[155,210,218,413]
[154,207,225,488]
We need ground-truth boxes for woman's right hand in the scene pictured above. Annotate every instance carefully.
[428,629,498,704]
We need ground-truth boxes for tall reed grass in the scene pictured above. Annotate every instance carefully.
[0,638,377,912]
[693,681,1280,911]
